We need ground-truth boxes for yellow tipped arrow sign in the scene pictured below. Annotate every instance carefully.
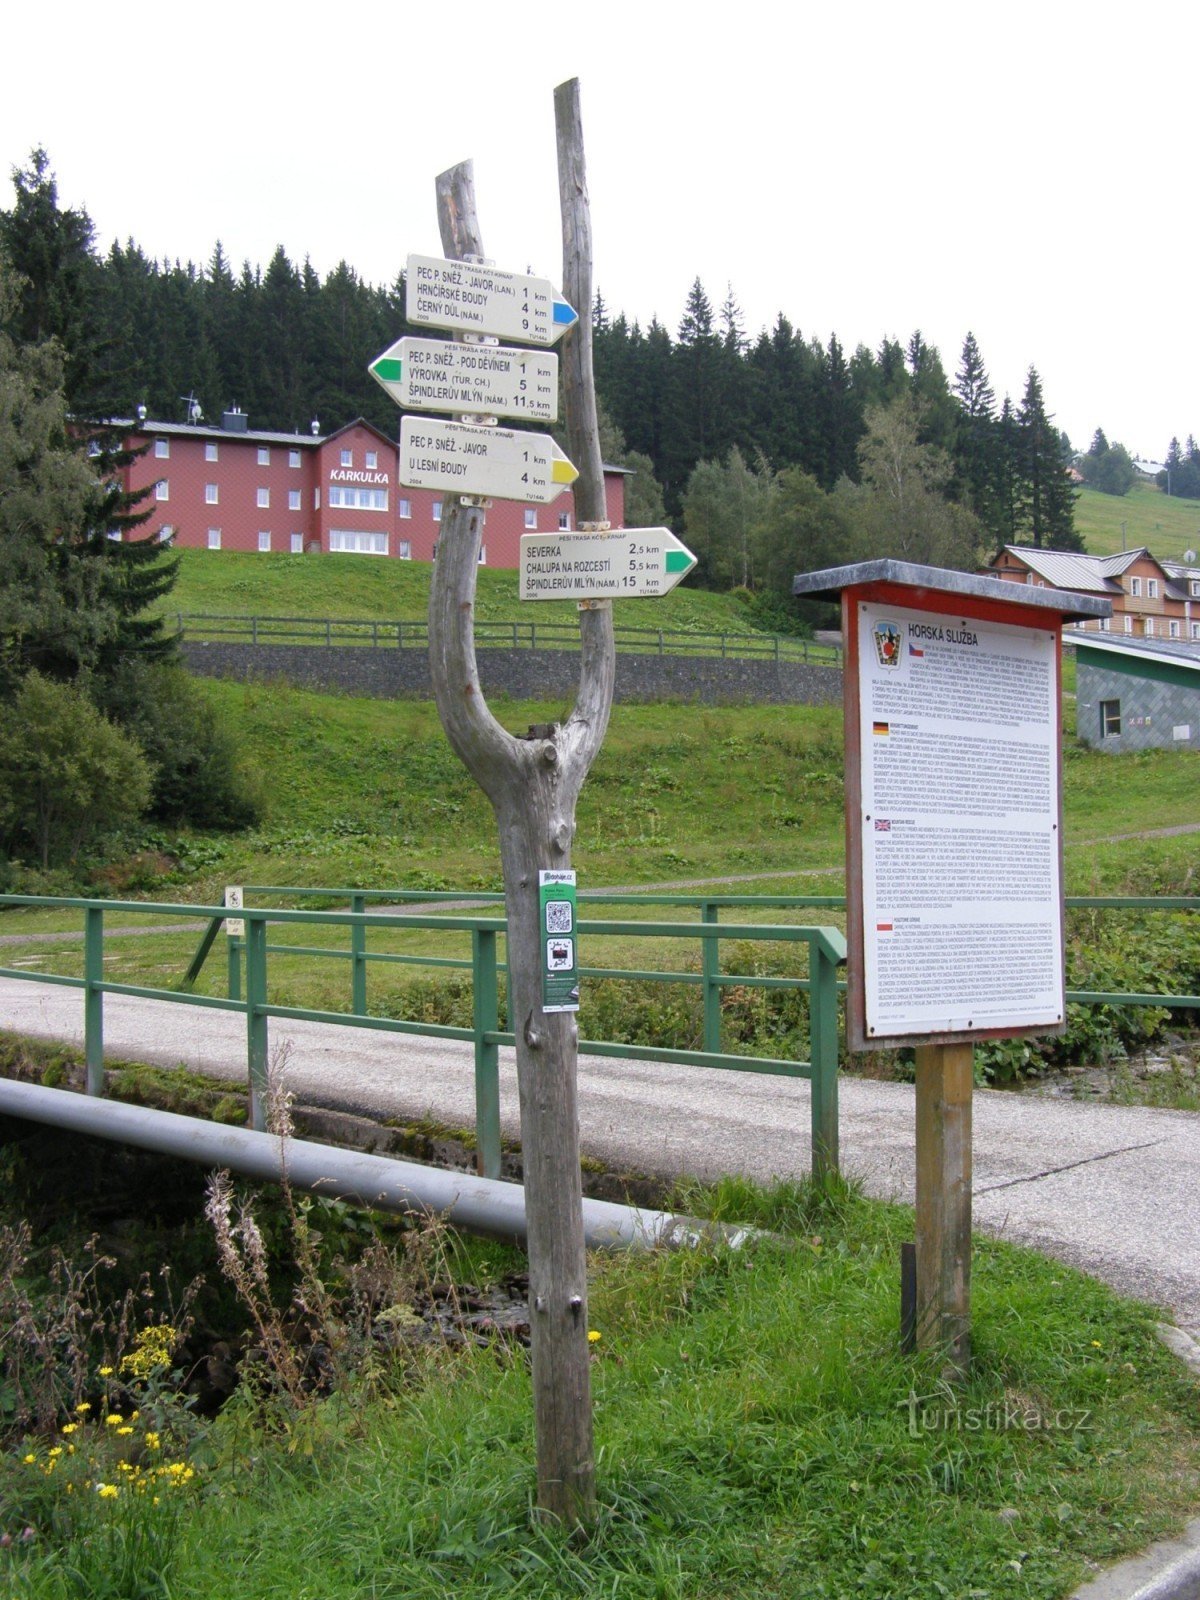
[399,416,577,505]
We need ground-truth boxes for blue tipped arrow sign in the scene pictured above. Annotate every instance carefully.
[406,253,577,347]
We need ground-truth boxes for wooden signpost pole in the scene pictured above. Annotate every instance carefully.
[423,81,609,1528]
[914,1041,974,1377]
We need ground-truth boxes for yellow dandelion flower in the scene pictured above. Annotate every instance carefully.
[22,1453,36,1464]
[61,1423,78,1435]
[167,1462,186,1477]
[98,1367,114,1377]
[1091,1340,1103,1348]
[587,1330,602,1343]
[104,1413,122,1427]
[116,1427,133,1437]
[74,1403,91,1415]
[144,1432,161,1450]
[48,1447,63,1459]
[97,1484,119,1499]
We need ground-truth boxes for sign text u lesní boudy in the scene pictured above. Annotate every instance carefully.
[405,253,578,346]
[399,415,577,504]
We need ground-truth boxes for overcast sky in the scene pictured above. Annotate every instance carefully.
[4,0,1195,461]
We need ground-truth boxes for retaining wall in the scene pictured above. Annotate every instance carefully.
[181,641,842,708]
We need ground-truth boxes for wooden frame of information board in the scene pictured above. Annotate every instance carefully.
[794,561,1111,1375]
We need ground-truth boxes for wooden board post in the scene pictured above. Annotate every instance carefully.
[914,1042,974,1377]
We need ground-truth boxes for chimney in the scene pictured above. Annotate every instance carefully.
[222,406,249,433]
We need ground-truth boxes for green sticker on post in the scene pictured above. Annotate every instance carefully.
[539,869,579,1013]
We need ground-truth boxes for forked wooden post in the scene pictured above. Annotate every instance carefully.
[914,1042,974,1378]
[425,79,612,1527]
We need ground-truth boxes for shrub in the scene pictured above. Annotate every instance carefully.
[0,673,152,869]
[95,663,264,831]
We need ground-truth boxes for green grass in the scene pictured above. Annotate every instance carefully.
[1075,483,1200,560]
[156,549,782,638]
[7,1178,1199,1600]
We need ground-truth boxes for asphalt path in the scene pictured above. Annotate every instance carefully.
[2,976,1198,1344]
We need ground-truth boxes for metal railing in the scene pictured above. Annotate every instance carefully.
[0,893,848,1183]
[172,613,843,665]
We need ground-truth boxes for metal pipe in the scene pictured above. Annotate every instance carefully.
[0,1079,726,1251]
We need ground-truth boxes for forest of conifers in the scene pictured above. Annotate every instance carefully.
[2,148,1096,604]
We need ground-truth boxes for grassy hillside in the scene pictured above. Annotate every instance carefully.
[156,550,776,637]
[1075,482,1200,559]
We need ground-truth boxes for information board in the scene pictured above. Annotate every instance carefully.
[853,599,1065,1044]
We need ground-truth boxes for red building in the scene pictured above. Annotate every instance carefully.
[117,411,628,567]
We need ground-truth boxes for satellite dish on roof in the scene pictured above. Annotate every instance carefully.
[1185,549,1197,564]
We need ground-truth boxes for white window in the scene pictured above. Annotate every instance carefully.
[207,528,222,550]
[314,489,321,509]
[1131,577,1142,597]
[328,486,387,510]
[1099,616,1110,631]
[257,487,270,508]
[524,508,537,529]
[158,525,174,544]
[365,450,377,469]
[1148,579,1160,599]
[1123,614,1133,633]
[258,531,271,552]
[558,512,571,531]
[1100,699,1121,737]
[206,483,219,504]
[257,446,270,466]
[289,449,301,469]
[340,448,353,467]
[432,500,442,519]
[1192,622,1200,640]
[1169,620,1181,638]
[206,442,219,462]
[397,540,412,559]
[155,479,169,501]
[290,533,304,554]
[87,439,101,458]
[398,497,412,519]
[155,437,170,458]
[1144,618,1156,636]
[329,529,388,555]
[107,530,122,542]
[289,490,301,511]
[1191,580,1200,598]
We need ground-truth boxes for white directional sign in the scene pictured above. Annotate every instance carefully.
[399,416,577,504]
[406,254,578,346]
[369,337,558,421]
[520,528,698,601]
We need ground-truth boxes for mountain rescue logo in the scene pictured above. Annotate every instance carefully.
[873,620,902,669]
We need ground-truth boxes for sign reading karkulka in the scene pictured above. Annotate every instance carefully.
[794,561,1113,1052]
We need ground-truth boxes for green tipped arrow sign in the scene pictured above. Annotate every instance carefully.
[369,336,558,422]
[406,254,577,347]
[520,527,698,601]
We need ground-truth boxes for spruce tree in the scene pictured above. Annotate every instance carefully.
[1015,367,1079,549]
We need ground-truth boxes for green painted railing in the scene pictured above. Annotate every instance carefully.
[0,894,848,1183]
[173,612,842,666]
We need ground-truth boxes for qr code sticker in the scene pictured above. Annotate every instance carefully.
[545,900,573,934]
